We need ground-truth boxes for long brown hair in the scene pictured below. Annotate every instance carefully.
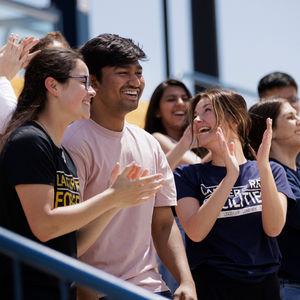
[0,48,83,153]
[189,88,257,160]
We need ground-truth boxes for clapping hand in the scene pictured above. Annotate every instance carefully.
[257,118,272,170]
[216,127,239,179]
[0,33,39,80]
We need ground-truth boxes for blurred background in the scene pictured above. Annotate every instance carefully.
[1,0,299,127]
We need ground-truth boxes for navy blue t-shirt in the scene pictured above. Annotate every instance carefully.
[270,158,300,281]
[174,160,295,284]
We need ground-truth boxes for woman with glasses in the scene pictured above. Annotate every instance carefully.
[0,48,164,300]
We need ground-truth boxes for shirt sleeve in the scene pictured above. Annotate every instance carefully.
[153,138,177,207]
[174,165,200,201]
[2,127,56,187]
[271,161,296,210]
[0,77,18,134]
[284,171,300,229]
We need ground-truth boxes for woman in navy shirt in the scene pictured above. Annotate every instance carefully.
[249,97,300,300]
[174,89,294,300]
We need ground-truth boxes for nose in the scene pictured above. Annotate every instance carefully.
[176,97,186,106]
[88,86,96,98]
[296,116,300,124]
[194,115,202,124]
[128,74,141,88]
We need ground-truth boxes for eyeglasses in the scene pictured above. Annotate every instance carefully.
[56,75,92,91]
[287,96,299,103]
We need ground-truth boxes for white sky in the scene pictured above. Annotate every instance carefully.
[89,0,300,108]
[12,0,300,108]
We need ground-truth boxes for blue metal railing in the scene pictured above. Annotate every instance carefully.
[0,226,166,300]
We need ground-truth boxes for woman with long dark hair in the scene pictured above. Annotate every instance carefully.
[0,48,164,300]
[144,79,208,171]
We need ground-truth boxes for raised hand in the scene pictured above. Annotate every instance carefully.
[181,125,199,149]
[257,118,272,170]
[0,33,39,80]
[216,127,239,179]
[109,162,164,208]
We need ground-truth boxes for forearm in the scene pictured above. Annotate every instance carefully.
[260,165,287,236]
[181,175,236,242]
[153,217,193,285]
[77,207,120,256]
[166,142,197,170]
[33,188,118,242]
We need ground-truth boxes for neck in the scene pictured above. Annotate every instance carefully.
[36,113,69,148]
[165,128,182,142]
[211,138,247,167]
[270,144,298,171]
[90,99,125,132]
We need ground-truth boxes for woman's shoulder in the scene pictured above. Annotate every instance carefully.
[6,122,53,155]
[11,122,49,143]
[174,162,207,176]
[152,132,174,143]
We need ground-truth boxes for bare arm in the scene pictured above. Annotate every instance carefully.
[152,206,197,300]
[176,128,239,242]
[257,118,287,236]
[153,126,200,171]
[15,162,164,246]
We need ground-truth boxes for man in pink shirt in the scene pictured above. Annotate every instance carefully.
[62,34,196,300]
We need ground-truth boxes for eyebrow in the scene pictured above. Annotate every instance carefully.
[199,103,211,109]
[114,64,143,71]
[165,93,188,97]
[283,111,295,117]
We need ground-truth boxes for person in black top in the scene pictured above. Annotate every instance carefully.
[0,48,164,300]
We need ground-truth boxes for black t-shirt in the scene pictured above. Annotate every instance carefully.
[0,122,80,300]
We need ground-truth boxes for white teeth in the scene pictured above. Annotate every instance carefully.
[124,91,137,95]
[83,100,90,106]
[174,111,185,116]
[198,127,211,134]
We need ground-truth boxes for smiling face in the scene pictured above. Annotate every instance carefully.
[95,61,145,117]
[272,101,300,149]
[58,59,95,122]
[193,97,218,148]
[156,86,190,135]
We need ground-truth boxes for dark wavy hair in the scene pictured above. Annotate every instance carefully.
[80,33,147,82]
[189,88,256,160]
[248,97,287,153]
[0,48,82,153]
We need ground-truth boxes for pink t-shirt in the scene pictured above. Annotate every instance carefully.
[62,119,176,296]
